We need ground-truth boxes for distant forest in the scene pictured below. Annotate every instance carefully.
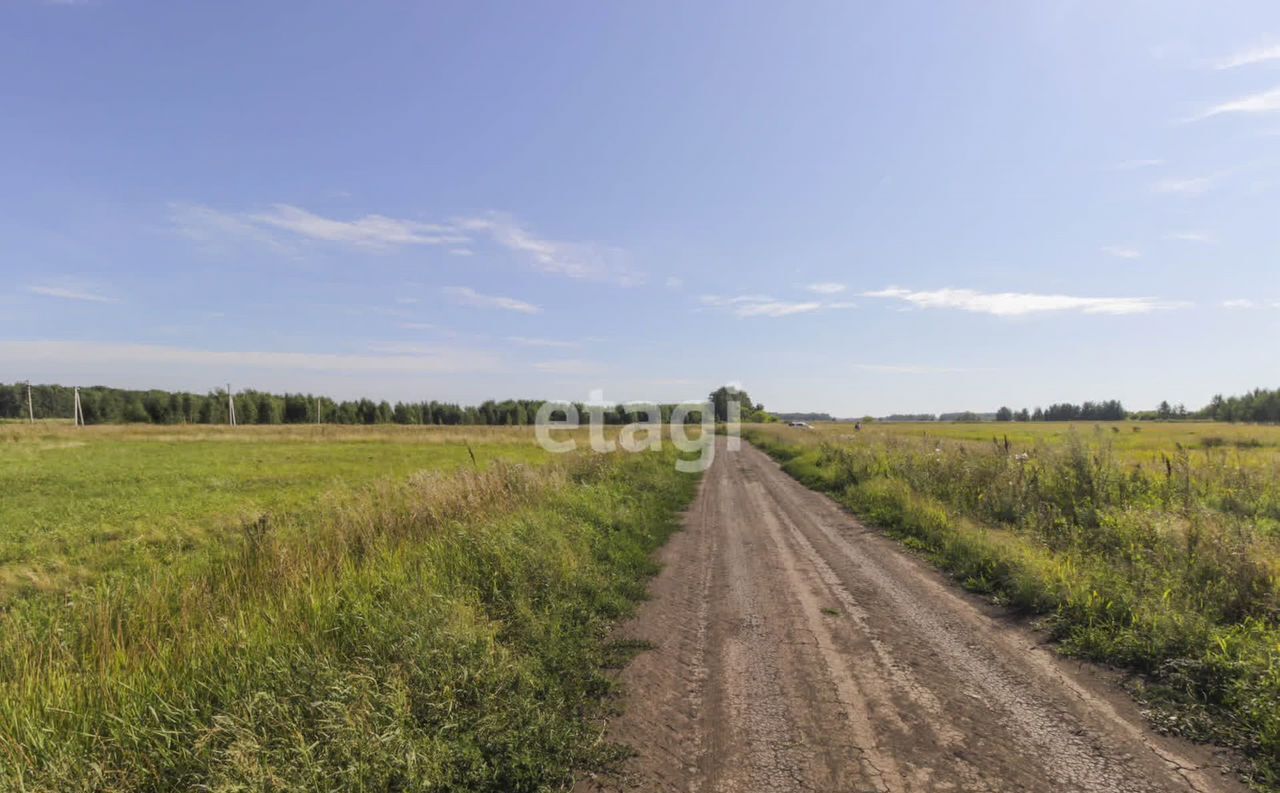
[993,400,1127,422]
[0,383,769,426]
[887,389,1280,424]
[774,412,835,423]
[4,382,1279,426]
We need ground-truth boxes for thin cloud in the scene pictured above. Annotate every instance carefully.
[1153,175,1216,195]
[1193,86,1280,121]
[1167,231,1212,243]
[700,293,856,319]
[664,276,684,290]
[1214,43,1280,70]
[397,321,439,331]
[701,294,819,318]
[1112,158,1164,170]
[1101,245,1141,259]
[863,287,1185,317]
[169,202,291,252]
[806,282,847,294]
[171,204,634,287]
[27,282,117,303]
[0,340,501,374]
[251,204,466,249]
[171,204,635,286]
[1221,299,1280,309]
[456,213,643,286]
[444,286,541,314]
[506,336,580,349]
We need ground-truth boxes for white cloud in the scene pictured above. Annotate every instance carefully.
[171,204,637,286]
[738,301,823,318]
[172,203,468,253]
[1112,158,1164,170]
[1101,245,1141,259]
[1214,43,1280,70]
[1153,175,1216,195]
[1167,231,1212,243]
[806,282,847,294]
[0,340,501,374]
[700,294,820,318]
[700,293,855,319]
[457,213,642,286]
[506,336,580,349]
[1222,299,1256,309]
[170,203,291,251]
[862,287,1184,316]
[397,321,439,331]
[250,204,466,249]
[1194,86,1280,121]
[664,276,684,290]
[444,286,541,314]
[27,281,117,303]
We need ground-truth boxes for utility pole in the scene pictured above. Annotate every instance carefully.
[227,383,237,427]
[73,386,85,427]
[315,396,321,424]
[26,381,34,424]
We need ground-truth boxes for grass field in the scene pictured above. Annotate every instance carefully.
[747,421,1280,788]
[0,424,550,602]
[0,424,701,792]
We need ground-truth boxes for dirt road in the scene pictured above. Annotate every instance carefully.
[580,438,1243,793]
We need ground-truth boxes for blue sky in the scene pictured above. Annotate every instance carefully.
[2,1,1278,415]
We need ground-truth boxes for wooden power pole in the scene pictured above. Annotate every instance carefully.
[227,383,237,427]
[26,381,34,424]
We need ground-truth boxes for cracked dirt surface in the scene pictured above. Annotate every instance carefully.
[577,438,1246,793]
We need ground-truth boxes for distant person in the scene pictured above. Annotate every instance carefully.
[854,422,862,431]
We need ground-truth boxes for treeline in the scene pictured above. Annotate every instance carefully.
[0,383,541,426]
[774,412,834,423]
[0,383,770,427]
[994,400,1127,422]
[1203,388,1280,423]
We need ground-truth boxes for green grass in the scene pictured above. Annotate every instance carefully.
[747,422,1280,790]
[0,424,548,600]
[814,419,1280,458]
[0,425,701,791]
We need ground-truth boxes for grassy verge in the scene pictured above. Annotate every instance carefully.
[0,447,699,792]
[745,426,1280,790]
